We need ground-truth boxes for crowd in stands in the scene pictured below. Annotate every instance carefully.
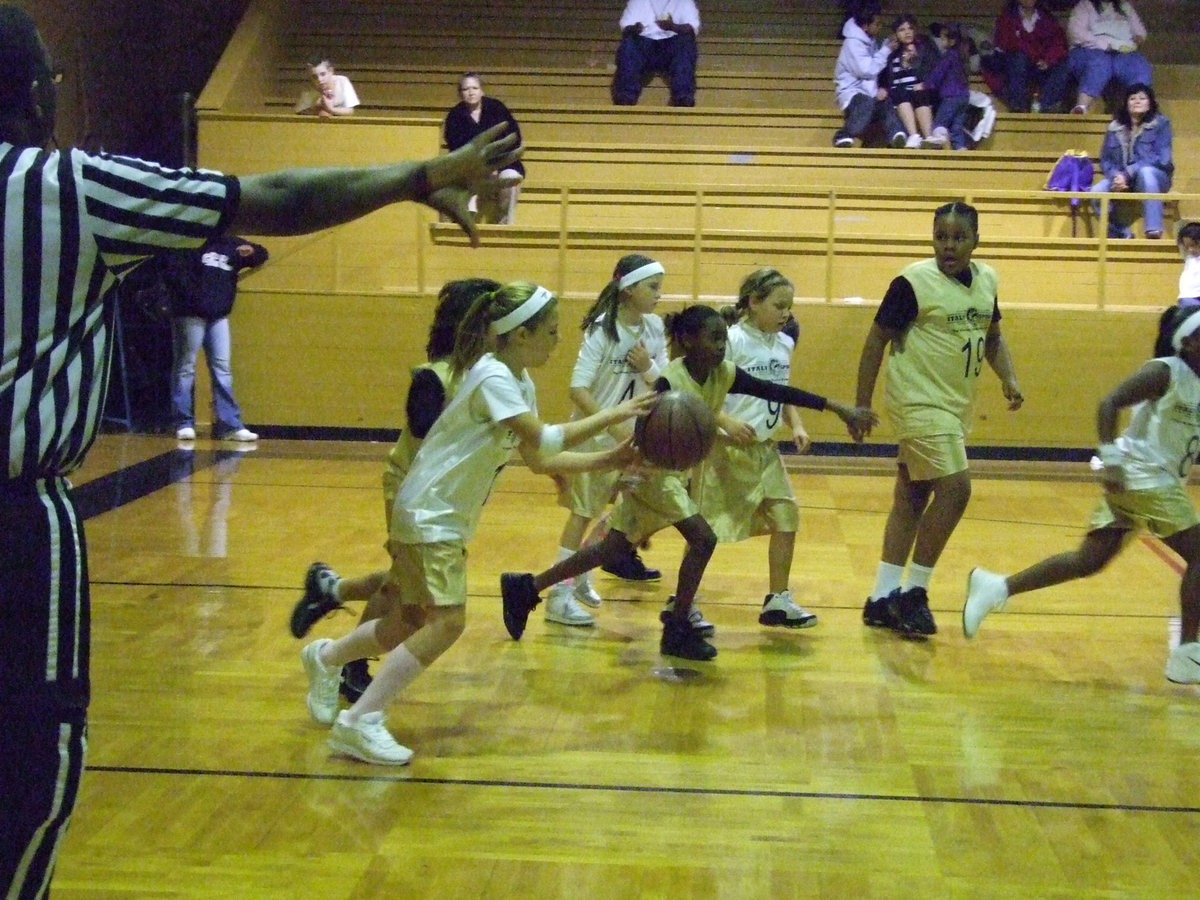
[286,1,1179,239]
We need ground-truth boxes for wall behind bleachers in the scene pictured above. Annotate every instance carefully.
[196,0,1199,452]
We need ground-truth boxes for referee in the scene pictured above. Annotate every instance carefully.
[0,7,521,897]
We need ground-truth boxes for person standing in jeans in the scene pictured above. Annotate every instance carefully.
[167,236,268,442]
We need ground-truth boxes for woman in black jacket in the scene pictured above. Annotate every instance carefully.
[443,73,526,224]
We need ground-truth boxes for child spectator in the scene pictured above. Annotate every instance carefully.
[924,23,972,149]
[1178,222,1200,305]
[833,0,906,149]
[881,13,942,147]
[294,56,359,117]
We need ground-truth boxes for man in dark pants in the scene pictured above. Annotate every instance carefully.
[612,0,700,107]
[0,7,520,897]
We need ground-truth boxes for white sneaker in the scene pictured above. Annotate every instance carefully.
[175,426,196,440]
[759,589,817,628]
[1166,642,1200,684]
[301,638,343,724]
[328,710,413,765]
[573,577,603,608]
[924,127,948,148]
[962,568,1009,639]
[545,587,595,626]
[905,133,922,149]
[221,428,258,442]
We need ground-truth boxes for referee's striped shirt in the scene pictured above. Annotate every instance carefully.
[2,142,238,481]
[1,142,237,705]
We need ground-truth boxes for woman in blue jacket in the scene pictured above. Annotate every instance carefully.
[1090,82,1173,239]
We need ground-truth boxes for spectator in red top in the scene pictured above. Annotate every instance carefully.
[982,0,1072,112]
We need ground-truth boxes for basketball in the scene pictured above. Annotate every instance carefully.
[634,390,717,470]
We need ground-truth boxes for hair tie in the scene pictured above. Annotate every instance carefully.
[491,285,554,335]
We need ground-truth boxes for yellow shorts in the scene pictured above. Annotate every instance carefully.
[694,438,798,542]
[382,539,468,607]
[897,433,968,482]
[1088,483,1200,539]
[558,466,622,519]
[609,469,697,544]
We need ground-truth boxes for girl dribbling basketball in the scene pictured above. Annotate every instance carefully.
[298,281,652,765]
[502,304,877,661]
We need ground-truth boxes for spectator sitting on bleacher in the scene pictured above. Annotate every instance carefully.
[612,0,700,107]
[1066,0,1152,115]
[924,23,972,149]
[981,0,1071,112]
[881,13,942,148]
[294,56,359,117]
[1089,82,1172,240]
[443,73,526,225]
[833,0,905,149]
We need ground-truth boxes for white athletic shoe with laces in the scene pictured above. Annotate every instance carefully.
[301,638,343,725]
[962,568,1009,639]
[1166,642,1200,684]
[545,586,596,626]
[328,710,413,765]
[759,590,817,628]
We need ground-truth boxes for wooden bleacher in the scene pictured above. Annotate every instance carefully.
[195,0,1200,437]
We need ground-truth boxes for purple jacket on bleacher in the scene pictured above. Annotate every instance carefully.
[925,49,969,101]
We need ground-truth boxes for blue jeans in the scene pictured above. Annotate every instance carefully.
[1090,166,1171,237]
[998,53,1072,112]
[1068,47,1152,99]
[836,93,904,144]
[612,33,697,106]
[171,316,244,431]
[933,95,970,148]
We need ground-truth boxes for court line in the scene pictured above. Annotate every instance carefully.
[86,764,1200,814]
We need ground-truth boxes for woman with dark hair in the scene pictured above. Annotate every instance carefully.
[1066,0,1152,114]
[1089,83,1173,239]
[443,73,526,224]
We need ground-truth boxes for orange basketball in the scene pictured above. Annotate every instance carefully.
[634,390,717,470]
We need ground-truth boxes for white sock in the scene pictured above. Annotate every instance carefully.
[555,545,576,588]
[871,562,905,600]
[347,643,425,719]
[905,563,934,592]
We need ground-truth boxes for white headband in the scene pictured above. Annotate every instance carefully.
[617,261,665,291]
[1173,310,1200,351]
[491,285,554,335]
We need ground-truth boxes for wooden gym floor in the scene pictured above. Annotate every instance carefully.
[50,433,1200,899]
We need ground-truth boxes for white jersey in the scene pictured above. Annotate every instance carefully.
[723,321,796,442]
[392,354,535,543]
[1116,356,1200,490]
[570,313,668,413]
